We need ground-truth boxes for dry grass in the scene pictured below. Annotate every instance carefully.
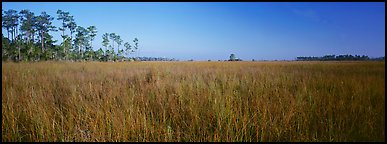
[2,61,385,142]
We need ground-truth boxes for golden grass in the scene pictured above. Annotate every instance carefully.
[2,61,385,142]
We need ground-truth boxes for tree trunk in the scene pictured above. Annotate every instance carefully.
[7,29,10,40]
[62,28,65,60]
[112,41,114,53]
[79,44,81,60]
[28,43,32,61]
[70,32,73,59]
[112,42,114,61]
[26,32,29,43]
[16,24,18,41]
[10,28,13,42]
[105,46,107,61]
[81,46,83,60]
[41,31,44,54]
[31,31,34,43]
[26,31,29,43]
[63,44,66,60]
[62,28,65,40]
[64,40,66,60]
[18,45,20,61]
[14,27,16,42]
[90,41,93,60]
[11,27,14,42]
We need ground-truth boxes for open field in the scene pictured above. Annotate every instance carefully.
[2,61,385,142]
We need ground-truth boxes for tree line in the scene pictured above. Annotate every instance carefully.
[2,9,140,62]
[296,54,384,61]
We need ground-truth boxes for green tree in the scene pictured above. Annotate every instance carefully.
[96,48,104,61]
[87,26,97,60]
[102,33,109,60]
[67,15,77,58]
[61,36,71,60]
[87,26,97,47]
[115,35,123,60]
[19,9,36,43]
[3,9,21,60]
[2,34,11,61]
[36,11,56,59]
[57,10,72,60]
[229,54,236,61]
[105,49,111,61]
[42,32,58,60]
[56,10,70,38]
[109,33,117,60]
[3,9,19,42]
[19,10,37,60]
[2,9,12,40]
[74,26,89,60]
[133,38,139,58]
[124,42,132,58]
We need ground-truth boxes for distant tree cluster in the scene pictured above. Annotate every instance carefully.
[296,54,384,61]
[228,53,242,61]
[136,57,178,61]
[2,9,140,62]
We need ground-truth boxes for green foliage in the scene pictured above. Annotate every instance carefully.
[102,33,110,60]
[19,9,36,43]
[2,9,19,41]
[2,9,140,62]
[229,54,236,61]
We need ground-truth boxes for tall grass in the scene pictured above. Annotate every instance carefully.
[2,61,385,142]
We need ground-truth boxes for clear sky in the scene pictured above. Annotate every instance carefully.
[2,2,385,60]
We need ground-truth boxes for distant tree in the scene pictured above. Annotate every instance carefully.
[296,54,374,61]
[2,9,13,40]
[1,8,142,62]
[3,9,19,42]
[96,48,104,61]
[2,34,11,61]
[41,32,58,60]
[124,42,132,56]
[56,10,71,60]
[19,9,38,60]
[36,11,56,60]
[114,34,123,60]
[67,15,77,56]
[74,26,88,60]
[56,10,69,39]
[229,54,236,61]
[61,36,71,60]
[109,33,117,60]
[87,25,97,60]
[19,9,36,43]
[3,9,22,61]
[105,49,111,61]
[133,38,139,58]
[102,33,109,60]
[87,26,97,48]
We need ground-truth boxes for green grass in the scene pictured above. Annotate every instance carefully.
[2,61,385,142]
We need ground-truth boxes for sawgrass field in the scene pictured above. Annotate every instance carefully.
[2,61,385,142]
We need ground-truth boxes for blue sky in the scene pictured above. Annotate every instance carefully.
[2,2,385,60]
